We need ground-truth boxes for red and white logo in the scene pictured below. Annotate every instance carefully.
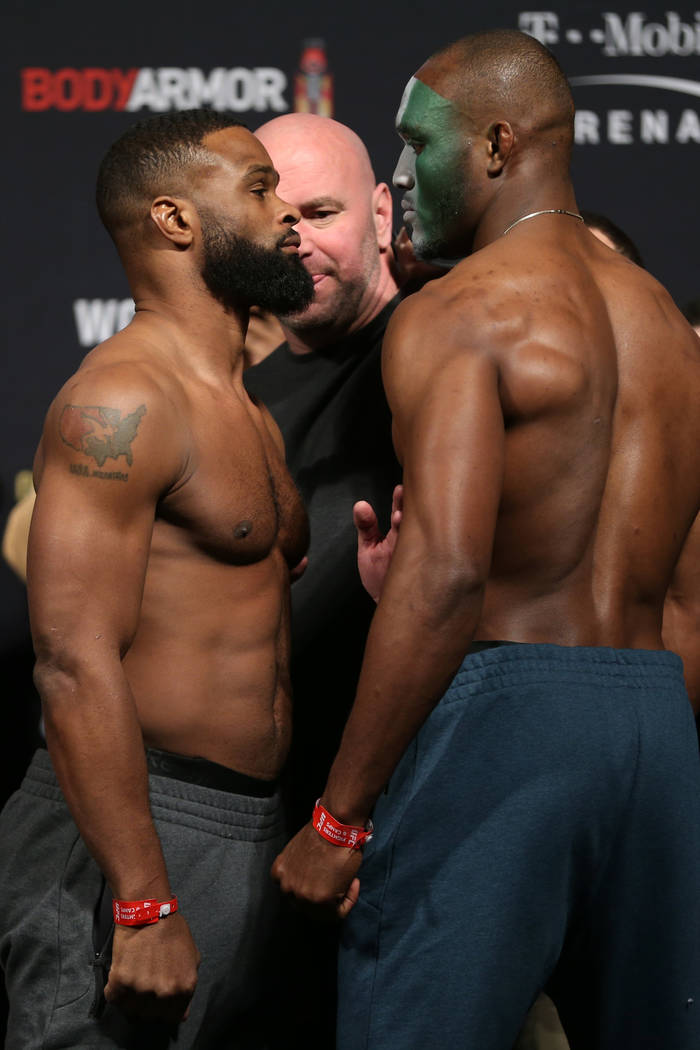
[21,67,288,113]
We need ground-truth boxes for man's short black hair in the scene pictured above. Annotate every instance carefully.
[581,210,644,268]
[96,109,247,239]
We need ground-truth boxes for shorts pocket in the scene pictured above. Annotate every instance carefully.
[338,894,382,1050]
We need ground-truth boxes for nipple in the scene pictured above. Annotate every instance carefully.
[234,520,253,540]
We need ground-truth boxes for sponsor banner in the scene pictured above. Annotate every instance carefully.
[573,99,700,144]
[21,67,289,113]
[518,10,700,147]
[73,299,134,347]
[519,10,700,56]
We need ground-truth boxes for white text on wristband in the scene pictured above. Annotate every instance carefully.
[113,896,179,926]
[312,800,373,849]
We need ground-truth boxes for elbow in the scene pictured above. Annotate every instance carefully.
[32,631,103,704]
[33,653,81,706]
[415,552,487,625]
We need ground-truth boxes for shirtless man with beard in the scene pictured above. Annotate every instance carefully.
[0,109,313,1050]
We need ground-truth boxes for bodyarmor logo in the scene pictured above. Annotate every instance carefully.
[519,11,700,56]
[22,67,288,112]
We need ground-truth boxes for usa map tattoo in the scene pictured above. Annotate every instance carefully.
[60,404,147,475]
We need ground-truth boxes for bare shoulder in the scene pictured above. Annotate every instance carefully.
[37,334,189,495]
[600,246,700,393]
[385,258,495,368]
[382,245,541,403]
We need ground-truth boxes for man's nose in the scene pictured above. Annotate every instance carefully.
[278,195,301,227]
[294,218,315,258]
[393,145,415,190]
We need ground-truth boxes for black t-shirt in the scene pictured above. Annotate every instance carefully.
[243,300,401,822]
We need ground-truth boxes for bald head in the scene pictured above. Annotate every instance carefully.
[256,114,376,191]
[252,114,396,347]
[419,29,574,155]
[393,29,578,260]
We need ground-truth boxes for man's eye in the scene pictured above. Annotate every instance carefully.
[312,211,336,221]
[252,187,266,197]
[400,134,423,154]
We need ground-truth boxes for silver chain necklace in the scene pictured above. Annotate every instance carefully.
[501,208,584,237]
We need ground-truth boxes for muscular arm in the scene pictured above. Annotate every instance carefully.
[324,310,504,821]
[663,511,700,713]
[28,367,199,1017]
[272,294,505,904]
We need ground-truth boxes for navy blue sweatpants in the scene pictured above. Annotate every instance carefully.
[338,645,700,1050]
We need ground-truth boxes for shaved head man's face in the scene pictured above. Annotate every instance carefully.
[255,117,385,335]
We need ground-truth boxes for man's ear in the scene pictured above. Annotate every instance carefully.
[150,196,195,247]
[372,183,394,252]
[486,121,514,177]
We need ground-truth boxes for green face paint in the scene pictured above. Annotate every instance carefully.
[393,76,468,259]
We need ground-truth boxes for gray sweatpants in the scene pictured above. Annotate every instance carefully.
[0,748,285,1049]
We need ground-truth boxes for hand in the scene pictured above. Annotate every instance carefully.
[271,822,362,920]
[354,484,403,602]
[104,912,200,1023]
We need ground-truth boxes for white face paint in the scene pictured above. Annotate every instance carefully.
[395,76,418,129]
[392,74,464,265]
[393,77,421,246]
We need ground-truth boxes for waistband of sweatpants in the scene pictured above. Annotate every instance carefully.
[23,747,283,839]
[450,642,687,698]
[145,747,278,798]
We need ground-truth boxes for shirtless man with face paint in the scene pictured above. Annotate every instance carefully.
[272,30,700,1050]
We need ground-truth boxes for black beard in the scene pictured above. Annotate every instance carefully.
[200,215,314,315]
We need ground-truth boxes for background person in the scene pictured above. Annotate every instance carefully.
[244,113,402,828]
[242,111,402,1050]
[581,209,644,266]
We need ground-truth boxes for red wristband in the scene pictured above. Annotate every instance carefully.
[312,800,373,850]
[112,896,178,926]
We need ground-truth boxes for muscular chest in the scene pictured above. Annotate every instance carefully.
[157,401,309,568]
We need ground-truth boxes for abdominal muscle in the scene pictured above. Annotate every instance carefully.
[122,544,292,780]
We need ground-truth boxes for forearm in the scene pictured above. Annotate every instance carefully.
[323,545,483,825]
[36,656,170,900]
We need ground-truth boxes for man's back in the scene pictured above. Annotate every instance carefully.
[385,219,700,650]
[272,31,700,1050]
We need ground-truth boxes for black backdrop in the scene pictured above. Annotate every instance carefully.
[2,0,699,803]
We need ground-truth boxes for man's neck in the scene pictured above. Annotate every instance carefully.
[130,287,248,381]
[473,175,578,253]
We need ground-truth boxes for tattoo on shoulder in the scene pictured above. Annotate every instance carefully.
[60,403,146,478]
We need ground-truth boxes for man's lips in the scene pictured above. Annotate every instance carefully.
[280,232,301,251]
[401,199,416,223]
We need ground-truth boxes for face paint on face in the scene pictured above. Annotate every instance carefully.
[393,76,468,260]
